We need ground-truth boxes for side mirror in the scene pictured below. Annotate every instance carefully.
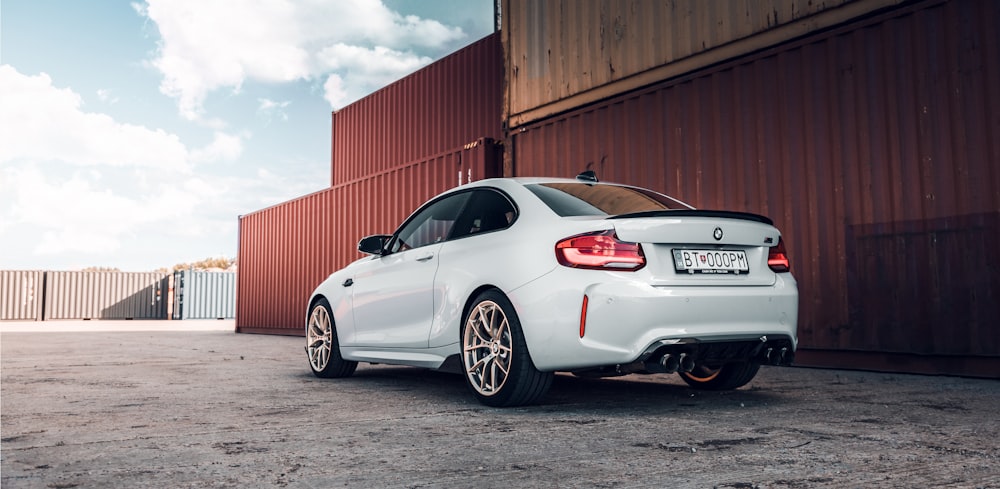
[358,235,391,256]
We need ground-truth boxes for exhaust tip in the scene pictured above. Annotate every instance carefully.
[779,347,793,366]
[772,348,785,366]
[660,353,679,373]
[678,353,695,373]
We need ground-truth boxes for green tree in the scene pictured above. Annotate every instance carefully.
[172,257,237,272]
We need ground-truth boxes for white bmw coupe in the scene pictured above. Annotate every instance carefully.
[306,172,798,407]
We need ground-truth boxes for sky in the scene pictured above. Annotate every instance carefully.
[0,0,494,272]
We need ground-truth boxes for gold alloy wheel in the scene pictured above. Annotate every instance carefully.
[306,304,332,372]
[462,300,513,396]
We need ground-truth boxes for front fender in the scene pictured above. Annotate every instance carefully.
[308,268,358,345]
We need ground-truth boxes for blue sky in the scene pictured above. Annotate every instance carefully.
[0,0,494,271]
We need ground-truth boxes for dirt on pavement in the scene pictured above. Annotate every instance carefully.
[1,322,997,488]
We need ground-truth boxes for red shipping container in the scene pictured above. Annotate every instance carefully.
[330,34,503,186]
[508,0,1000,376]
[237,140,502,335]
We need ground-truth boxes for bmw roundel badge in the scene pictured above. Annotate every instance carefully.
[713,227,724,241]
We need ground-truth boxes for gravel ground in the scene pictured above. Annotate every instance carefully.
[1,322,998,488]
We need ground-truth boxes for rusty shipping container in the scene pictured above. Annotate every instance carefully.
[508,0,1000,377]
[43,271,169,320]
[502,0,904,128]
[237,140,502,335]
[331,33,503,186]
[1,270,44,321]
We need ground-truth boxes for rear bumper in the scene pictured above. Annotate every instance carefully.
[509,270,798,372]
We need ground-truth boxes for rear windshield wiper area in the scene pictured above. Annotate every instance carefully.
[608,209,774,225]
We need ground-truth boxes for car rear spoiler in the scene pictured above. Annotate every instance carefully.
[608,210,774,225]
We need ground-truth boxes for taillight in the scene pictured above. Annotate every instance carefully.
[555,230,645,271]
[768,238,790,272]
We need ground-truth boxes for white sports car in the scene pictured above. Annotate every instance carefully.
[306,172,798,407]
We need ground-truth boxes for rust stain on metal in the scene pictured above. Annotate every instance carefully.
[509,0,1000,370]
[502,0,898,122]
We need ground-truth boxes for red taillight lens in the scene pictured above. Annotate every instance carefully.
[768,238,790,273]
[555,230,645,271]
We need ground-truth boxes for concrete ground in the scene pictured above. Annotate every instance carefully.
[1,320,997,488]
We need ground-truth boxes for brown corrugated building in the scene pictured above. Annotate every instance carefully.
[238,0,999,377]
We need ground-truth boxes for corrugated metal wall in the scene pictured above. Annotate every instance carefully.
[237,139,503,335]
[508,0,1000,375]
[43,271,169,320]
[1,270,44,321]
[173,270,236,320]
[331,34,503,185]
[502,0,903,127]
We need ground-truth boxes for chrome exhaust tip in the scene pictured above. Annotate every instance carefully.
[660,353,679,373]
[779,347,792,366]
[773,348,786,366]
[678,353,695,373]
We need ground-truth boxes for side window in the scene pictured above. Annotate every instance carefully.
[452,189,517,239]
[388,192,471,253]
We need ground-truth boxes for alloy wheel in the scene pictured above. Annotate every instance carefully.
[307,304,332,371]
[462,300,513,396]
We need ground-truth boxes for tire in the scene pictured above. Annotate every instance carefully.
[306,298,358,378]
[679,361,760,390]
[461,289,553,407]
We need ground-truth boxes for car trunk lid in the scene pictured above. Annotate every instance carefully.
[609,211,782,286]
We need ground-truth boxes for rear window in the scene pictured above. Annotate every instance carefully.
[526,183,688,217]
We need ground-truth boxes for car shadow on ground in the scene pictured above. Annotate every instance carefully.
[302,363,790,413]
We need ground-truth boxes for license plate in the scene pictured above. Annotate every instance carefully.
[672,249,749,275]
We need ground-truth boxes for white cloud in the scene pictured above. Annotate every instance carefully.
[141,0,309,119]
[0,65,291,269]
[391,14,468,47]
[323,74,348,109]
[37,229,120,256]
[0,65,190,171]
[257,98,291,123]
[0,164,199,256]
[318,43,434,109]
[0,156,323,268]
[191,131,245,163]
[291,1,464,50]
[318,44,431,75]
[96,88,119,104]
[138,0,466,117]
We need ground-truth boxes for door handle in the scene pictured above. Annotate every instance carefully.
[416,253,434,262]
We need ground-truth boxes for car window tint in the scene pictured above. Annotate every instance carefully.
[526,183,686,217]
[388,192,471,253]
[452,189,517,239]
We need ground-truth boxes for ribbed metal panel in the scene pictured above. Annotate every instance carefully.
[510,0,1000,372]
[1,270,44,321]
[331,33,503,185]
[44,271,169,320]
[502,0,904,127]
[173,270,236,320]
[238,140,503,334]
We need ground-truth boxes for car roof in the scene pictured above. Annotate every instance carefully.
[464,176,624,187]
[457,177,696,211]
